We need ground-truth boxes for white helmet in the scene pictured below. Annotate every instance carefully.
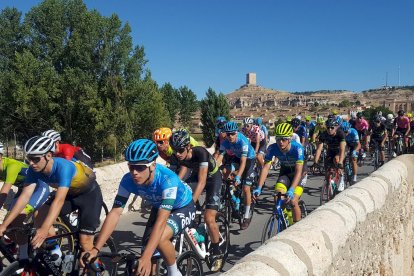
[0,143,3,155]
[386,114,394,120]
[243,117,254,125]
[42,130,61,142]
[24,136,55,155]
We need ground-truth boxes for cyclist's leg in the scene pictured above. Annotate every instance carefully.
[204,171,222,251]
[159,203,196,272]
[350,146,358,182]
[241,159,255,220]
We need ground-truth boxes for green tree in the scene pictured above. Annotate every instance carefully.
[200,88,230,147]
[338,100,351,107]
[362,106,393,122]
[178,86,198,128]
[160,82,180,126]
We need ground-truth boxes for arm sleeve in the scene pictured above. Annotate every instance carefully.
[113,183,130,208]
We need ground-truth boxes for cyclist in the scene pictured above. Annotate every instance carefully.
[216,121,256,230]
[0,136,103,265]
[393,110,410,154]
[241,117,266,168]
[349,113,357,129]
[82,139,195,276]
[354,112,369,157]
[254,123,307,222]
[213,118,235,179]
[312,118,346,191]
[215,116,227,138]
[303,115,316,142]
[0,143,51,260]
[170,130,224,271]
[42,129,93,169]
[341,121,360,183]
[291,118,307,147]
[367,115,387,166]
[311,116,326,143]
[255,117,269,143]
[384,114,396,157]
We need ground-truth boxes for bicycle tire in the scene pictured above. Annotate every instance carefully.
[320,183,329,205]
[261,213,286,244]
[298,200,308,219]
[177,251,203,276]
[0,260,36,276]
[52,221,75,256]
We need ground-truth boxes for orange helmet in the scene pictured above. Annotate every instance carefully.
[153,127,172,141]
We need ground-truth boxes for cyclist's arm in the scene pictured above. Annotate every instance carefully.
[237,156,247,179]
[254,133,260,153]
[406,123,411,137]
[339,141,346,165]
[39,187,69,232]
[93,206,123,252]
[0,183,13,209]
[193,166,208,202]
[300,136,306,147]
[354,141,361,152]
[1,184,36,228]
[215,153,224,167]
[178,165,188,180]
[258,161,271,188]
[313,142,324,164]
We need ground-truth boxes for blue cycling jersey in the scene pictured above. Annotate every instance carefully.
[295,125,308,140]
[116,164,193,211]
[264,141,305,171]
[345,128,360,145]
[24,157,95,195]
[219,132,256,159]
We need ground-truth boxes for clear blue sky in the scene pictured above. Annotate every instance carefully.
[2,0,414,98]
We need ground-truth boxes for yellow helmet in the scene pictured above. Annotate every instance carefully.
[407,113,413,118]
[274,123,293,137]
[286,116,292,123]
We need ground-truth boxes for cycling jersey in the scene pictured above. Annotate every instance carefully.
[215,135,234,156]
[355,118,369,131]
[292,133,301,144]
[313,124,326,139]
[384,120,394,133]
[345,128,360,145]
[115,164,193,211]
[319,129,346,152]
[55,143,82,160]
[177,146,218,176]
[369,123,386,139]
[264,140,305,174]
[1,157,28,187]
[219,132,256,159]
[260,125,268,137]
[349,118,357,129]
[394,116,410,129]
[295,125,308,141]
[24,158,95,195]
[242,125,264,142]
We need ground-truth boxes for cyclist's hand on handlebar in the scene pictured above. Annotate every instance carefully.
[137,255,152,276]
[0,224,6,237]
[253,187,262,197]
[31,226,48,249]
[234,175,241,185]
[285,188,295,202]
[80,249,98,268]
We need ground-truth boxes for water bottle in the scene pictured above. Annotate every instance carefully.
[196,225,206,244]
[62,253,74,273]
[190,228,203,244]
[285,204,294,226]
[330,178,336,190]
[282,209,290,227]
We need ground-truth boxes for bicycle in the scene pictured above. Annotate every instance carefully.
[370,140,381,171]
[261,192,307,243]
[343,154,354,186]
[173,205,229,272]
[0,222,117,275]
[320,165,342,205]
[395,133,404,156]
[83,248,203,276]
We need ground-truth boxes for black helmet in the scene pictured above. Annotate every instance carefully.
[398,110,405,116]
[325,119,338,127]
[373,115,381,123]
[356,112,363,119]
[291,118,301,128]
[170,130,190,150]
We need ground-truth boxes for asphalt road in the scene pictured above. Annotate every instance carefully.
[111,160,377,275]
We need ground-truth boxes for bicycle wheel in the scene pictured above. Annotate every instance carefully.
[298,200,307,219]
[261,213,286,244]
[52,221,75,255]
[177,251,203,276]
[0,260,35,276]
[320,181,334,205]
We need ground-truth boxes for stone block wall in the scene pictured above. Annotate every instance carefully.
[224,155,414,275]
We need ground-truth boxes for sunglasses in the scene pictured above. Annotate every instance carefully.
[26,155,44,164]
[327,126,336,130]
[276,137,290,142]
[156,141,165,145]
[226,132,237,137]
[175,147,187,154]
[128,162,153,172]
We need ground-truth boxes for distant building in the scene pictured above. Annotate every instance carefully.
[383,98,414,113]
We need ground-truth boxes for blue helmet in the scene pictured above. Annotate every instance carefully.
[335,115,343,125]
[222,121,238,133]
[124,139,158,164]
[341,121,351,132]
[255,117,263,125]
[216,116,226,124]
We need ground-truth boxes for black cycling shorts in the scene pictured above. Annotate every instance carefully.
[251,140,267,155]
[187,170,222,211]
[232,157,256,186]
[57,181,103,235]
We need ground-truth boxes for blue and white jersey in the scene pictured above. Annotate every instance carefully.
[116,164,193,211]
[295,125,308,141]
[219,132,256,159]
[260,125,268,137]
[345,128,360,145]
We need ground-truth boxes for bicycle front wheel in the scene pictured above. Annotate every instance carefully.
[0,261,41,276]
[261,214,285,244]
[177,251,203,276]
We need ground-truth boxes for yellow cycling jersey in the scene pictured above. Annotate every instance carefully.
[0,157,28,186]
